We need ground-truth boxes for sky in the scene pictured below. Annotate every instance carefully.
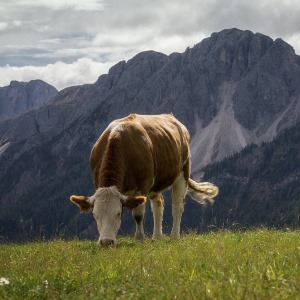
[0,0,300,91]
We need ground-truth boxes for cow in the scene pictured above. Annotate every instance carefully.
[70,114,218,247]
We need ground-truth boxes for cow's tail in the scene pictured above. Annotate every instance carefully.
[187,178,219,205]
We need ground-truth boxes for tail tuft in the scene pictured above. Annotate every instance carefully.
[187,178,219,205]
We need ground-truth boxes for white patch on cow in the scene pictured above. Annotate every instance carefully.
[150,193,164,239]
[170,172,187,239]
[94,186,125,201]
[86,195,95,205]
[92,186,125,246]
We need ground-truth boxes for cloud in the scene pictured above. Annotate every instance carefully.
[0,58,115,90]
[4,0,106,11]
[286,33,300,54]
[191,0,300,40]
[0,22,8,31]
[0,0,300,90]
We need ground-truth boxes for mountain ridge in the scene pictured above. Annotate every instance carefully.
[1,28,300,240]
[200,120,300,229]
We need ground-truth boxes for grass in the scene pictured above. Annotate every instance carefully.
[0,229,300,299]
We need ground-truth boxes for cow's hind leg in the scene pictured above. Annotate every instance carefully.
[171,172,187,239]
[132,203,146,240]
[150,193,164,239]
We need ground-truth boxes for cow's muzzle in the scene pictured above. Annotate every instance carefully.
[100,238,116,247]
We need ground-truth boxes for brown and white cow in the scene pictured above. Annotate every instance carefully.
[70,114,218,246]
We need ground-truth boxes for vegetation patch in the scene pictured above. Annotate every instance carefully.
[0,229,299,299]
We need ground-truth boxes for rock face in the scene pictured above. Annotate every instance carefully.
[186,30,300,172]
[200,122,300,230]
[1,28,300,241]
[0,80,58,121]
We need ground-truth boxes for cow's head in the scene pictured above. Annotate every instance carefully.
[70,186,146,247]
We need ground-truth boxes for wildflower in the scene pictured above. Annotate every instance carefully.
[0,278,9,286]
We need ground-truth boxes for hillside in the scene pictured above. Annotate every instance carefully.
[1,28,300,241]
[201,121,300,229]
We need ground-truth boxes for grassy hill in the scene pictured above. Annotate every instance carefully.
[1,229,299,299]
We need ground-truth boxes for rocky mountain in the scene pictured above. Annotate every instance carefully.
[199,121,300,230]
[1,28,300,241]
[0,80,58,121]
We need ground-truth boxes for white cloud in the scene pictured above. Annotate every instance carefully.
[140,33,208,56]
[0,0,300,90]
[286,33,300,55]
[0,22,8,31]
[0,58,115,90]
[6,0,105,11]
[12,20,23,27]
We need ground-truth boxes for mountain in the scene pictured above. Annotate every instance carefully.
[199,121,300,229]
[1,28,300,241]
[0,80,58,121]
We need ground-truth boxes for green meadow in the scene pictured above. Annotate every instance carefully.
[0,229,299,299]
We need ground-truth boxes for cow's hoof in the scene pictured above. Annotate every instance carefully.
[135,232,145,241]
[170,232,180,240]
[152,233,163,240]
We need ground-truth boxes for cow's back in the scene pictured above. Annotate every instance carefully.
[131,114,190,192]
[90,114,190,194]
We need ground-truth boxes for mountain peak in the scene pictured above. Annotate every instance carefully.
[0,80,58,121]
[1,29,300,240]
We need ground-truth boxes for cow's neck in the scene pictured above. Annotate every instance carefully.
[99,166,124,191]
[98,137,125,191]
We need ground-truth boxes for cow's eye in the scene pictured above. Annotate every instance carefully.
[117,212,121,219]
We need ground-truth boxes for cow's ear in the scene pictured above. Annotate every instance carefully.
[70,195,94,212]
[122,196,147,209]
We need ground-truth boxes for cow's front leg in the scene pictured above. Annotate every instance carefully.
[132,203,146,240]
[150,193,164,239]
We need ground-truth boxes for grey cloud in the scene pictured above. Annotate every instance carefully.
[1,0,300,89]
[4,0,105,11]
[0,22,8,31]
[191,0,300,39]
